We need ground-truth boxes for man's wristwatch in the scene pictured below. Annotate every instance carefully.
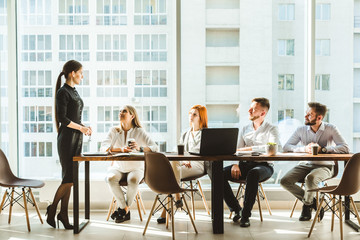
[321,147,327,154]
[139,146,144,152]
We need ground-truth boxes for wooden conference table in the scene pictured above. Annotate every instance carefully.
[72,153,356,234]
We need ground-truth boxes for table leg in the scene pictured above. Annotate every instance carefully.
[211,161,224,234]
[85,161,90,220]
[73,161,79,234]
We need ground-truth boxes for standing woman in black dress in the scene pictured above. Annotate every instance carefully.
[46,60,92,229]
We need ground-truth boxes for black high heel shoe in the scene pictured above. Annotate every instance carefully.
[45,205,56,228]
[57,213,74,230]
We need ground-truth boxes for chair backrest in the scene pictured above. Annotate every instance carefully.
[0,149,17,185]
[331,153,360,196]
[332,161,339,179]
[144,152,182,195]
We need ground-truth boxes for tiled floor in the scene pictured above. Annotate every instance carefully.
[0,209,360,240]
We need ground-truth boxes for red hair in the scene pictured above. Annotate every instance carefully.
[189,105,208,129]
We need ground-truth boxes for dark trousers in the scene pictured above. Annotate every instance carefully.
[223,162,274,218]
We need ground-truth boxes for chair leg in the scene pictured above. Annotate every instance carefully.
[8,187,14,224]
[229,183,242,219]
[290,183,304,218]
[0,189,8,214]
[259,183,272,215]
[308,194,325,238]
[350,196,360,225]
[22,188,31,232]
[171,195,175,240]
[182,193,198,234]
[339,196,343,240]
[256,191,263,222]
[106,196,116,221]
[197,180,210,215]
[331,195,335,231]
[136,193,143,221]
[166,196,170,229]
[190,181,195,220]
[138,191,146,215]
[29,188,43,224]
[143,195,158,235]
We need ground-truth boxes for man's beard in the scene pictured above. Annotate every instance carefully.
[249,115,260,121]
[305,119,316,126]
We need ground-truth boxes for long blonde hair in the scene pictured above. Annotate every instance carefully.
[117,105,142,130]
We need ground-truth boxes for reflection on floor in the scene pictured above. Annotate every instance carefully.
[0,209,360,240]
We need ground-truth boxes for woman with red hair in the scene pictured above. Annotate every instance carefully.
[157,104,208,223]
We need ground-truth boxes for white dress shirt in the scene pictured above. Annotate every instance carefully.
[238,121,281,163]
[283,122,349,165]
[100,126,158,172]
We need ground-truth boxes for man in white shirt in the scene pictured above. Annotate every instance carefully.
[280,102,349,221]
[223,98,280,227]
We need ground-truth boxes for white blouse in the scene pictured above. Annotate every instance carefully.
[100,126,158,172]
[180,129,202,153]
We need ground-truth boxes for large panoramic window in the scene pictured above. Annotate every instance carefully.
[17,0,176,179]
[0,0,8,154]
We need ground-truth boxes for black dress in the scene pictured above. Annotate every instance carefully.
[56,83,84,184]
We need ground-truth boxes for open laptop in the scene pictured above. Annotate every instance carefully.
[189,128,239,156]
[83,138,115,156]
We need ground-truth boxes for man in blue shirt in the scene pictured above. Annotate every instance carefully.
[281,102,349,221]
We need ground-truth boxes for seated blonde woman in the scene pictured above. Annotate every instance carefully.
[100,105,158,223]
[157,104,208,223]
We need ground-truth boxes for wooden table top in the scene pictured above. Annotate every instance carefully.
[73,153,353,162]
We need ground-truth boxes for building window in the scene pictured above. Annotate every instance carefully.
[97,106,120,133]
[134,70,167,97]
[96,70,128,97]
[59,35,90,61]
[21,35,52,61]
[134,0,166,25]
[315,39,330,56]
[58,0,89,25]
[0,0,6,25]
[19,0,52,25]
[278,4,295,21]
[278,39,294,56]
[278,74,294,90]
[24,141,52,157]
[136,106,167,133]
[316,3,330,21]
[96,34,127,61]
[134,34,167,61]
[96,0,127,25]
[278,109,294,122]
[315,74,330,90]
[23,106,53,133]
[21,70,52,97]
